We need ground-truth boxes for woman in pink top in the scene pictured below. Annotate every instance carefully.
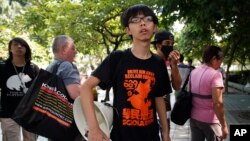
[190,45,228,141]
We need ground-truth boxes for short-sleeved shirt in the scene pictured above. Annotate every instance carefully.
[0,60,39,117]
[46,59,80,86]
[190,64,224,123]
[92,49,172,141]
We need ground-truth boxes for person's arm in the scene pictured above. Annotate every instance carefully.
[80,76,110,141]
[212,87,229,139]
[169,50,182,90]
[155,97,171,141]
[59,62,81,100]
[66,84,80,100]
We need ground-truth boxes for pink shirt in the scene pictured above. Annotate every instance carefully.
[190,64,224,123]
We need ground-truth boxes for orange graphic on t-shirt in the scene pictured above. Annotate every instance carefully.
[127,79,152,112]
[122,69,156,126]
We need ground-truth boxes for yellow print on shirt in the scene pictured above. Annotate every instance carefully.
[123,69,156,126]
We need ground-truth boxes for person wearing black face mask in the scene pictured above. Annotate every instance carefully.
[161,44,174,59]
[152,30,182,139]
[152,30,181,91]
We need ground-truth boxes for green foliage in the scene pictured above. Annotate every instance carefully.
[1,0,249,75]
[0,0,24,59]
[9,0,163,60]
[162,0,250,70]
[0,0,51,66]
[0,0,162,72]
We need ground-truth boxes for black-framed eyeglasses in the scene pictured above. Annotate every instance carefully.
[129,16,153,24]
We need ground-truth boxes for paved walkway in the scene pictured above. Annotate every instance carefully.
[0,87,249,141]
[169,92,191,141]
[169,87,250,141]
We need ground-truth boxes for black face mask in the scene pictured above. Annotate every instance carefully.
[161,45,173,58]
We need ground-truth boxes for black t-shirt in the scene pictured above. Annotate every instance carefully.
[92,49,172,141]
[0,60,39,117]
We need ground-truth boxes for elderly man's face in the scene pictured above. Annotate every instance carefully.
[63,41,77,62]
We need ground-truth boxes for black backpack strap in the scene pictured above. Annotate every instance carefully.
[110,49,128,86]
[102,49,128,102]
[182,73,190,90]
[51,62,63,75]
[111,49,132,86]
[182,65,194,91]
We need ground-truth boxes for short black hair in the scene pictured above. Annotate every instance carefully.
[120,4,158,28]
[202,45,223,64]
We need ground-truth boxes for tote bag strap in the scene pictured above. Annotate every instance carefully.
[51,62,63,75]
[182,72,190,91]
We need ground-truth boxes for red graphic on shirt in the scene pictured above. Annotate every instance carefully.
[127,79,151,111]
[122,69,156,127]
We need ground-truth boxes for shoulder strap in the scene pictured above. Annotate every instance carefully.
[110,49,129,86]
[182,73,190,90]
[182,67,192,90]
[102,49,127,102]
[51,62,63,75]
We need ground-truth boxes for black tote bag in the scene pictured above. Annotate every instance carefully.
[171,73,192,126]
[12,69,79,141]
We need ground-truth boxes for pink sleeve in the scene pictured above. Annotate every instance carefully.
[212,72,224,88]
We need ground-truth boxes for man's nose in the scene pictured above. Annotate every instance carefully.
[140,20,146,26]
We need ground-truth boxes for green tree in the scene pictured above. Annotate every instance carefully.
[0,0,50,66]
[0,0,22,58]
[12,0,162,57]
[162,0,250,92]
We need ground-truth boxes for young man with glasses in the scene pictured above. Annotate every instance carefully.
[80,4,172,141]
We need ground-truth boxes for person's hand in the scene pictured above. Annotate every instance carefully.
[162,130,171,141]
[169,50,180,66]
[87,127,110,141]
